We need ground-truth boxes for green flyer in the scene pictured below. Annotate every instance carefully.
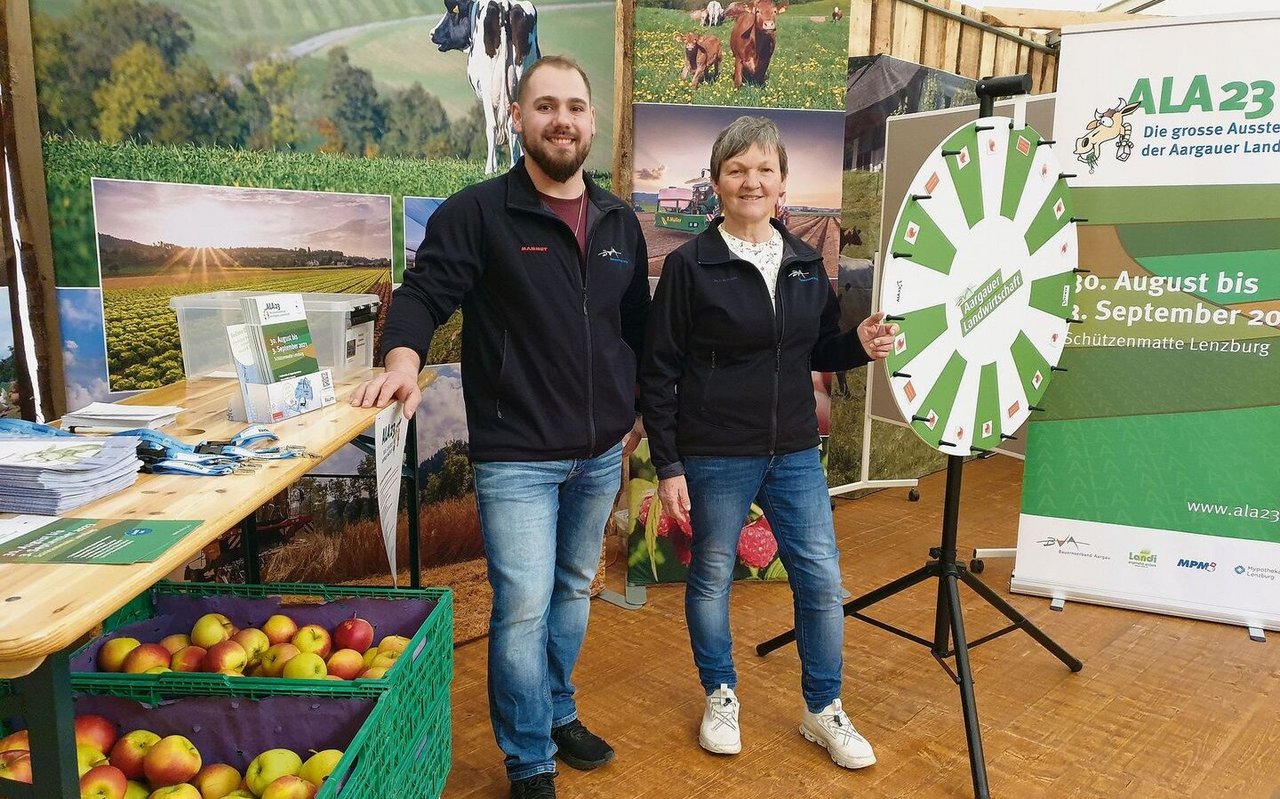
[0,516,203,564]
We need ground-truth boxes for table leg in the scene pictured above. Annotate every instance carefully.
[241,513,260,584]
[3,650,79,798]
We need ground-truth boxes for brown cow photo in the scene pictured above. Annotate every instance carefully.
[633,0,849,110]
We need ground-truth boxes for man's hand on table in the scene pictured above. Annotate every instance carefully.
[351,348,422,419]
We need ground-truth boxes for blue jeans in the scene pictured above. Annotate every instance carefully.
[683,447,845,713]
[473,442,623,781]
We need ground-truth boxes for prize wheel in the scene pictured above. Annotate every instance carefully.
[882,117,1078,456]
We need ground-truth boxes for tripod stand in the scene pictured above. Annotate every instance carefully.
[756,455,1082,798]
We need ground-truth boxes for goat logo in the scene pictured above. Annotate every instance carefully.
[1074,98,1142,173]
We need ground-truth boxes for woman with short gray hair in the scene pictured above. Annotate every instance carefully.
[640,115,896,770]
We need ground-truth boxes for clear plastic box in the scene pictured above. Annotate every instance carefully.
[168,291,380,381]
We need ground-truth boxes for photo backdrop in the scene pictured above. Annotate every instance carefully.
[32,0,614,631]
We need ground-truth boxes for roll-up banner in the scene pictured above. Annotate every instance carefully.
[1013,13,1280,629]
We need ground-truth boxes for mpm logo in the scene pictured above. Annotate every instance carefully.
[1176,558,1216,572]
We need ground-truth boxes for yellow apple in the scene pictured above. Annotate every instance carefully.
[97,637,142,672]
[298,749,343,787]
[244,749,303,796]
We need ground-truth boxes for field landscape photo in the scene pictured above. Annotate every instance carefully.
[632,103,845,277]
[92,179,392,391]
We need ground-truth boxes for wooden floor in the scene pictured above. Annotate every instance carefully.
[443,456,1280,798]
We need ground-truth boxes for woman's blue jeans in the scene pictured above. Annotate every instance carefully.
[683,446,846,713]
[472,442,622,781]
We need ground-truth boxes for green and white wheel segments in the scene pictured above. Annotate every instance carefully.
[882,117,1078,455]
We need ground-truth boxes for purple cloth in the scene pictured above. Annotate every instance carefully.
[73,593,438,670]
[74,694,375,770]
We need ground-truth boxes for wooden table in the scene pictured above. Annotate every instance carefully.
[0,368,420,797]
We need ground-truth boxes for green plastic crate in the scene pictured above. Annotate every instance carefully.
[71,582,452,703]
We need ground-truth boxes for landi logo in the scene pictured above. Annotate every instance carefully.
[1128,549,1157,568]
[1176,558,1216,572]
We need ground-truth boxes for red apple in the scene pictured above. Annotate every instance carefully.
[291,625,331,659]
[0,730,29,752]
[80,763,128,799]
[97,637,142,672]
[170,645,207,673]
[332,617,374,653]
[0,750,32,784]
[190,614,230,649]
[192,762,241,799]
[230,628,271,667]
[109,729,161,780]
[281,652,327,680]
[261,614,298,646]
[122,643,171,674]
[143,735,202,787]
[201,640,247,673]
[324,649,364,680]
[261,774,316,799]
[259,643,300,677]
[75,714,118,755]
[245,749,303,796]
[158,634,191,654]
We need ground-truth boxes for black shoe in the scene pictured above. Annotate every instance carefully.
[511,773,556,798]
[551,719,616,770]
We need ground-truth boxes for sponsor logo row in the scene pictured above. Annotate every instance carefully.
[1033,537,1277,581]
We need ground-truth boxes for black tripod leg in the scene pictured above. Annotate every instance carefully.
[756,563,936,656]
[944,572,990,799]
[957,569,1083,672]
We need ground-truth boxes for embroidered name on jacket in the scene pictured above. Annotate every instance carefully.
[788,268,816,281]
[521,245,550,253]
[598,246,630,266]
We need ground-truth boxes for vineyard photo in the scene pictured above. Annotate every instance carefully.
[92,178,392,391]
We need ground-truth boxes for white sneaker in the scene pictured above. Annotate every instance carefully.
[800,699,876,769]
[699,684,742,754]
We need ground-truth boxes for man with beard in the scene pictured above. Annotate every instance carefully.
[352,55,648,799]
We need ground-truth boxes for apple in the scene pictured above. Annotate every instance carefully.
[0,729,30,751]
[192,763,241,799]
[170,645,207,673]
[145,666,172,674]
[259,644,300,677]
[0,750,32,784]
[230,629,270,667]
[332,617,374,653]
[122,643,172,674]
[245,749,303,796]
[75,714,119,754]
[377,635,410,657]
[218,791,256,798]
[261,614,298,646]
[124,780,150,799]
[360,647,379,668]
[80,763,128,799]
[281,652,327,680]
[143,735,202,787]
[368,653,399,673]
[158,634,191,654]
[190,614,231,649]
[324,649,364,680]
[201,640,247,673]
[358,666,388,679]
[109,729,161,780]
[211,612,237,637]
[78,744,109,776]
[97,637,142,672]
[147,785,201,799]
[298,749,343,787]
[261,774,316,799]
[291,626,331,659]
